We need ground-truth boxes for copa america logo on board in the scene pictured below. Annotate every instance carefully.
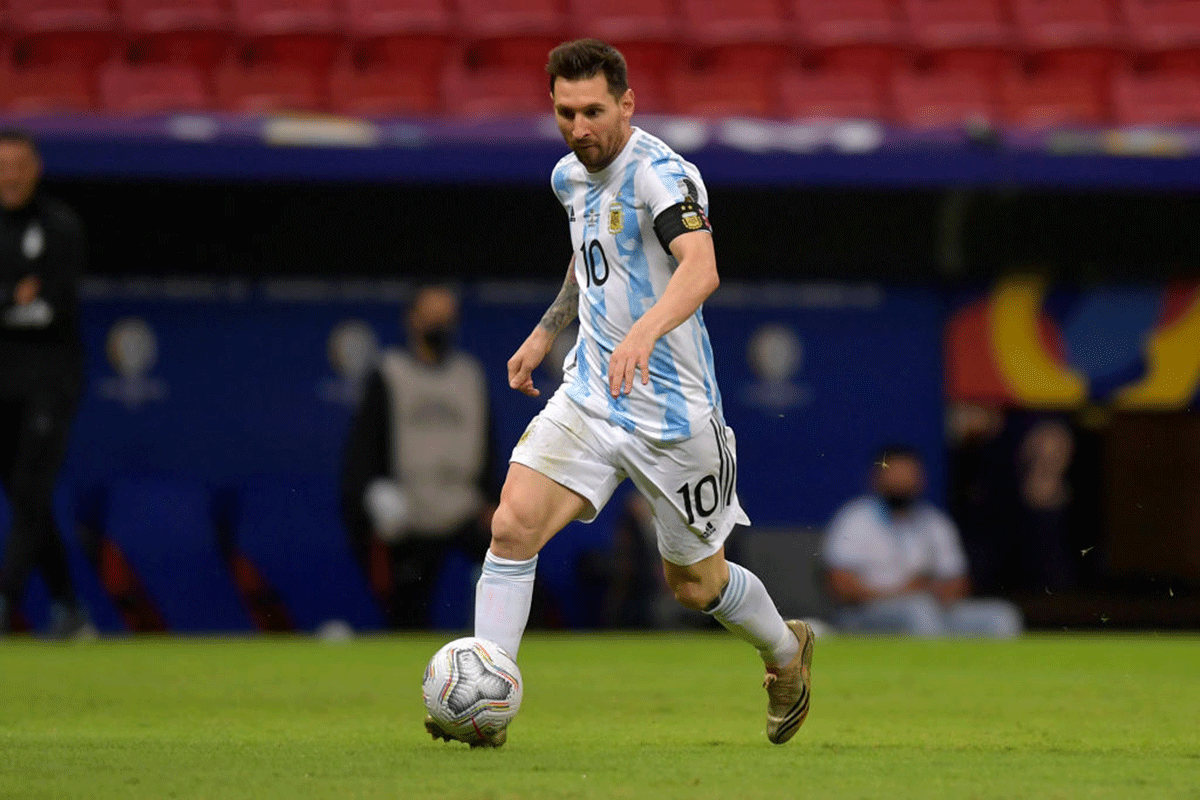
[741,323,811,413]
[318,319,380,406]
[95,317,169,409]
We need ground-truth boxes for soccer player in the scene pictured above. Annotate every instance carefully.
[425,39,813,747]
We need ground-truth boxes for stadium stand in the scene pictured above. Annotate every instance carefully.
[1121,0,1200,70]
[214,60,328,112]
[1,0,1200,126]
[666,64,773,117]
[790,0,906,74]
[567,0,680,77]
[99,60,211,113]
[1010,0,1128,75]
[119,0,232,67]
[343,0,453,69]
[7,0,117,67]
[903,0,1014,73]
[567,0,679,50]
[232,0,344,68]
[328,61,442,114]
[457,0,569,69]
[681,0,794,70]
[0,61,95,111]
[777,65,887,120]
[890,63,998,128]
[1000,65,1109,127]
[1111,64,1200,126]
[441,63,547,115]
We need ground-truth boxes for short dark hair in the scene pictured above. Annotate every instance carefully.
[546,38,629,99]
[0,129,38,152]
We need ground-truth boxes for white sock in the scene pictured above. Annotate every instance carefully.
[705,562,799,667]
[474,551,537,661]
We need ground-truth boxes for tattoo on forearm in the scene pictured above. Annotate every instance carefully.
[538,269,579,335]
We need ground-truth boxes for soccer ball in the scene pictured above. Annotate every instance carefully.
[422,637,523,744]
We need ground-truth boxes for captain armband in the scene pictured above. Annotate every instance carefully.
[652,197,712,252]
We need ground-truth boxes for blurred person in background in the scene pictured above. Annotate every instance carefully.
[949,405,1079,595]
[340,285,495,628]
[0,130,93,639]
[822,445,1022,638]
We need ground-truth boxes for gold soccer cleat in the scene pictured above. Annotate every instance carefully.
[763,619,814,745]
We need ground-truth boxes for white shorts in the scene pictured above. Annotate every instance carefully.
[510,389,751,566]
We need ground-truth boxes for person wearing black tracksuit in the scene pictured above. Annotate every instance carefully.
[0,130,90,638]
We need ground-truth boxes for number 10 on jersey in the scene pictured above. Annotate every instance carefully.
[580,239,609,287]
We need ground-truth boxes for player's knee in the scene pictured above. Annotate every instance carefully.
[669,577,720,611]
[488,503,541,560]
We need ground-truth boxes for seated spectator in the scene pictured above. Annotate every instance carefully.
[821,445,1022,638]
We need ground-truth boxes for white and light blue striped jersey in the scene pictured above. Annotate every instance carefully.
[551,126,722,443]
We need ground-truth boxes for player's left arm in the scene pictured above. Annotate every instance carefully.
[608,230,717,397]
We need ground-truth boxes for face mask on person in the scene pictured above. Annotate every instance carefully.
[421,326,454,362]
[882,493,918,512]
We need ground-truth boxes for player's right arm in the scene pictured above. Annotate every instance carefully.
[507,256,578,397]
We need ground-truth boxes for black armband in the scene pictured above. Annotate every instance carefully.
[653,197,712,252]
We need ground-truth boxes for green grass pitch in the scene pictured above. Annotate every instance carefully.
[2,633,1198,799]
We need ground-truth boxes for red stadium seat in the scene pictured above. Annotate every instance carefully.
[789,0,906,74]
[777,66,886,120]
[617,41,681,76]
[890,65,998,128]
[681,0,793,69]
[1010,0,1127,75]
[7,0,114,32]
[99,61,212,113]
[568,0,679,42]
[1111,66,1200,126]
[903,0,1014,73]
[666,65,773,116]
[568,0,682,74]
[0,63,95,112]
[621,67,669,114]
[682,0,789,47]
[343,0,452,69]
[455,0,569,69]
[119,0,233,67]
[1121,0,1200,70]
[214,61,328,112]
[7,0,117,66]
[441,64,548,116]
[1001,66,1109,127]
[232,0,344,67]
[456,0,568,38]
[345,0,451,37]
[329,62,441,115]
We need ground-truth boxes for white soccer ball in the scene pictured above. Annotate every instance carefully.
[422,637,523,744]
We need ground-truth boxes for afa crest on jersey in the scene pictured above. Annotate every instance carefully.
[608,202,623,234]
[680,197,708,231]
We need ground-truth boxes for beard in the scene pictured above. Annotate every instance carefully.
[572,141,615,171]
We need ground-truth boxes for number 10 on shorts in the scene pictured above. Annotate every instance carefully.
[676,475,721,526]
